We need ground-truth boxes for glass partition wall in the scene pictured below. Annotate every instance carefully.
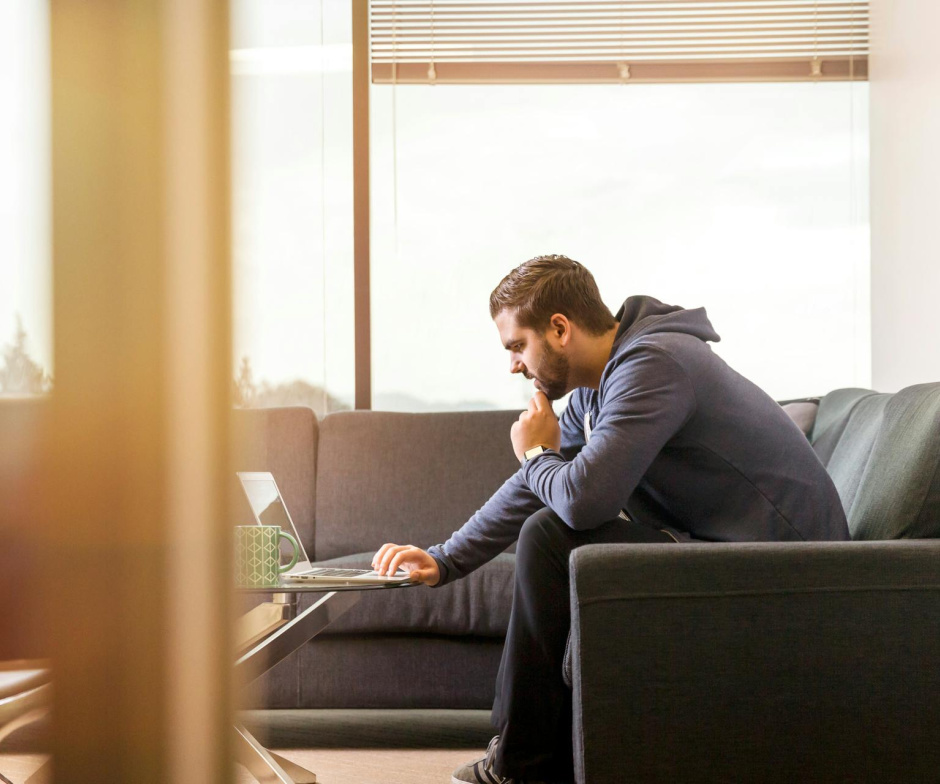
[231,0,356,417]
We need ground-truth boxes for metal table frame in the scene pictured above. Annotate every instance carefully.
[234,582,410,783]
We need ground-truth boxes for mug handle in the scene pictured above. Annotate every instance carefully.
[277,530,301,574]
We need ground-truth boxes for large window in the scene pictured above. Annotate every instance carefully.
[0,1,51,397]
[229,1,869,414]
[370,81,869,410]
[231,0,355,417]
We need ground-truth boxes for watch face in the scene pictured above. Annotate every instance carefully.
[524,446,545,462]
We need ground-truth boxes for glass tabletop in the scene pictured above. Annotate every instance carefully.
[235,577,419,594]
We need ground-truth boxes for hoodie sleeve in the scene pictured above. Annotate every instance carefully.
[427,470,544,586]
[426,392,590,586]
[521,346,696,531]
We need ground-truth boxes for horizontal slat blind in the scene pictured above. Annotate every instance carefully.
[371,0,868,83]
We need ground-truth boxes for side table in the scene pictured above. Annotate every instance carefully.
[234,581,413,783]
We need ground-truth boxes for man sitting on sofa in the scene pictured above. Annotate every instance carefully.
[371,254,850,784]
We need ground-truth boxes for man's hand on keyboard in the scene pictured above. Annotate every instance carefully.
[371,543,441,586]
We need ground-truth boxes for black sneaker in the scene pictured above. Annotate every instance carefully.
[451,736,545,784]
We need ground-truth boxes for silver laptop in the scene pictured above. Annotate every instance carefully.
[237,471,411,586]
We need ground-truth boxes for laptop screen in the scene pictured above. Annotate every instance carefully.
[238,475,311,567]
[242,478,292,528]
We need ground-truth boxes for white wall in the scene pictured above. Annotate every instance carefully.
[870,0,940,392]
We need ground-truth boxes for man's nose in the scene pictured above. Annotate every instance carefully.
[510,358,524,375]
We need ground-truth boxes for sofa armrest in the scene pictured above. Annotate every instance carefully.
[569,541,940,784]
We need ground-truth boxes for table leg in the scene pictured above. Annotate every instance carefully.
[233,589,363,782]
[236,599,295,651]
[234,723,316,783]
[267,751,318,783]
[236,591,360,686]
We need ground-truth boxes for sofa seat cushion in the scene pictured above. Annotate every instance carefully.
[302,552,515,637]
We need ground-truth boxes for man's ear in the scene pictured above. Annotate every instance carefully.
[550,314,571,345]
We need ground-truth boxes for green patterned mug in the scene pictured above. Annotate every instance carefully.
[234,525,300,588]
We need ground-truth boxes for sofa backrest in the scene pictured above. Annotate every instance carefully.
[779,399,820,438]
[231,406,319,555]
[810,383,940,540]
[314,409,521,561]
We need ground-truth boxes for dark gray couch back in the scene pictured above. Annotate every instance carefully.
[232,406,319,553]
[314,410,521,561]
[811,383,940,540]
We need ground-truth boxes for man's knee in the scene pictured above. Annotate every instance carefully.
[518,507,568,552]
[515,507,575,589]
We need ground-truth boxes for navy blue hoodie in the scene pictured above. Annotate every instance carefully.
[429,296,850,585]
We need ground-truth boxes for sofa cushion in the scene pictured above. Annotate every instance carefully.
[809,388,880,469]
[232,406,318,555]
[812,383,940,540]
[314,410,521,560]
[244,635,505,709]
[780,399,819,438]
[302,552,514,637]
[811,390,888,519]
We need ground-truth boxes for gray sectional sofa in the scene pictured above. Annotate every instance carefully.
[233,407,521,709]
[571,384,940,783]
[235,382,940,782]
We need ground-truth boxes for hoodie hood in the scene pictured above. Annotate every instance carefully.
[612,295,721,349]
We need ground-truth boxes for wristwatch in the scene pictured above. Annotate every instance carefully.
[522,445,547,465]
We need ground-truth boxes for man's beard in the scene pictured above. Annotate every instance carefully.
[532,340,570,401]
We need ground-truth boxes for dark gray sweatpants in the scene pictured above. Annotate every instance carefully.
[491,507,673,782]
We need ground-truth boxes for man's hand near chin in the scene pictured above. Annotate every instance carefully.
[511,389,562,463]
[371,543,441,586]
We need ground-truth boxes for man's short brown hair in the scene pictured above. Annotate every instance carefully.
[489,254,617,336]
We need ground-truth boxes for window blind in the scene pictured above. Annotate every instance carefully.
[371,0,868,84]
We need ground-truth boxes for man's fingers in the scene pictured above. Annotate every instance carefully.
[385,548,411,576]
[371,542,396,569]
[372,545,438,584]
[533,390,556,417]
[384,544,423,576]
[377,544,406,574]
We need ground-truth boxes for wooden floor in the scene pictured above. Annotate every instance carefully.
[0,709,494,784]
[234,747,482,784]
[236,709,494,784]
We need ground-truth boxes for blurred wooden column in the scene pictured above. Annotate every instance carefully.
[46,1,232,783]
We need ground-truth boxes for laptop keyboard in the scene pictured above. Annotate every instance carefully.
[300,567,375,577]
